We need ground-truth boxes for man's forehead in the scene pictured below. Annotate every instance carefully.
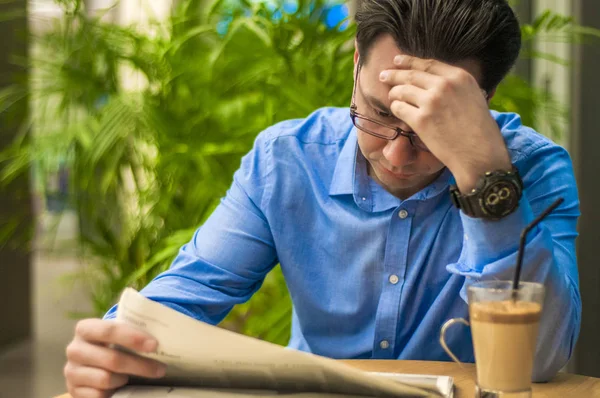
[361,35,404,72]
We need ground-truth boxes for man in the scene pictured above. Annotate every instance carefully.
[64,1,581,397]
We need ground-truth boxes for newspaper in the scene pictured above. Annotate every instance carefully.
[111,288,453,398]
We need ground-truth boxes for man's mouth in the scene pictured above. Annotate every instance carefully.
[380,165,415,179]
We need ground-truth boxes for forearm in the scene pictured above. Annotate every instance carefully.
[532,254,580,381]
[104,267,266,325]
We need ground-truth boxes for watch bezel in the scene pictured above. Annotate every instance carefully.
[478,172,522,218]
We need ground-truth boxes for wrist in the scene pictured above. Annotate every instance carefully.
[451,153,512,194]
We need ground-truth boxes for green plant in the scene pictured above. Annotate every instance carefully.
[492,8,600,142]
[2,0,354,345]
[0,0,598,346]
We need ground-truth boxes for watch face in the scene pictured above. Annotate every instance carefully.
[480,180,520,218]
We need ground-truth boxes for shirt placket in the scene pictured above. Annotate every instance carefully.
[372,202,414,359]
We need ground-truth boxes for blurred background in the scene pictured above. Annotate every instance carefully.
[0,0,599,397]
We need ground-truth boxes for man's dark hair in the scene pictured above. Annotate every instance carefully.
[355,0,521,92]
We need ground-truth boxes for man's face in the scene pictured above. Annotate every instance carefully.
[353,35,484,199]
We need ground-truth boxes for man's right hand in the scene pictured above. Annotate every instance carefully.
[64,319,167,398]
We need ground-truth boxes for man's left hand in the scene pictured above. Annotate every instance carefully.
[380,55,512,193]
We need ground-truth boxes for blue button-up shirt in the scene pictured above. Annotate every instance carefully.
[105,107,580,382]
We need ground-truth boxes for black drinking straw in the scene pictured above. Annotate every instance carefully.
[512,197,565,296]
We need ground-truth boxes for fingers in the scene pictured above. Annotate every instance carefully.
[388,84,427,108]
[393,55,454,76]
[390,100,419,128]
[64,362,129,390]
[381,55,479,95]
[75,319,158,353]
[380,69,442,90]
[65,319,166,398]
[66,337,167,378]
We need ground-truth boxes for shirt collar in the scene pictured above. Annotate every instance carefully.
[329,128,357,196]
[411,167,454,201]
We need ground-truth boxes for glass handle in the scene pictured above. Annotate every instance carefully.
[439,318,470,366]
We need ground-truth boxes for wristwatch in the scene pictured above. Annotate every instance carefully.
[449,165,523,220]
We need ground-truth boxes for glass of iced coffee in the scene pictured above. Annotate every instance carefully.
[440,281,544,398]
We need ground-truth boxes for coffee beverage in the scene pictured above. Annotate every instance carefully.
[470,300,542,392]
[440,281,545,397]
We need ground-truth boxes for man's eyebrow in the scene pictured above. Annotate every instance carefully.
[365,94,392,115]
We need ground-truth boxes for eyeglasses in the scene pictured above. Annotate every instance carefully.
[349,64,489,152]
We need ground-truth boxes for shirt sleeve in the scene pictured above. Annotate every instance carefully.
[446,140,581,382]
[104,131,279,324]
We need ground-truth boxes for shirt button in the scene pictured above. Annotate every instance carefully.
[398,209,408,219]
[380,340,390,349]
[389,274,399,284]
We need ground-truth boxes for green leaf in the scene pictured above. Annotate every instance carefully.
[166,25,215,56]
[521,50,570,66]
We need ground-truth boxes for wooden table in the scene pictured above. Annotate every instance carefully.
[54,360,600,398]
[343,360,600,397]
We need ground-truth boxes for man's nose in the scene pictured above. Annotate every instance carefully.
[382,136,416,168]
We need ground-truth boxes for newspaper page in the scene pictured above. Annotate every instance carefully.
[112,374,454,398]
[112,387,444,398]
[113,288,451,398]
[113,386,453,398]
